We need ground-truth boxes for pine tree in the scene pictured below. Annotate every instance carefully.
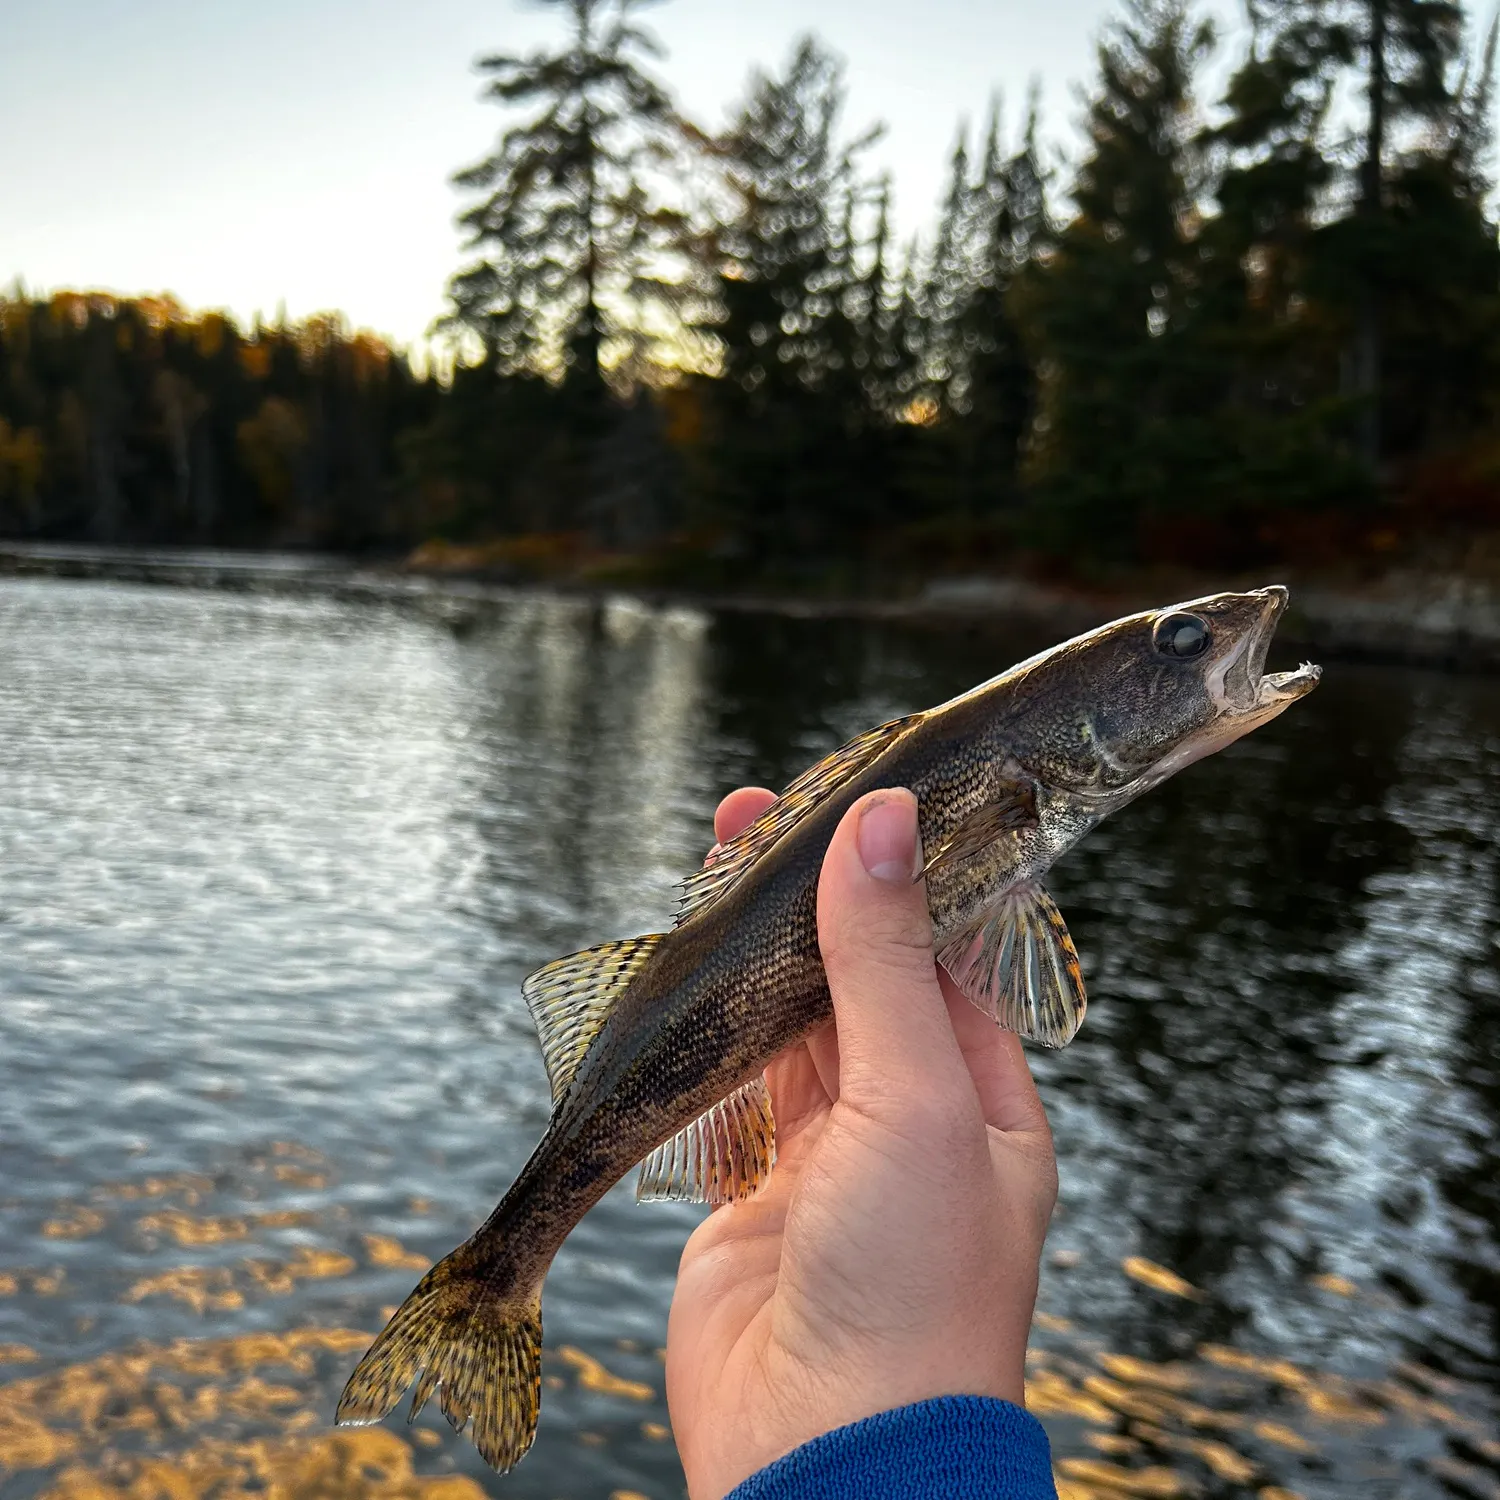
[1022,0,1216,555]
[851,175,899,409]
[1187,0,1369,533]
[956,94,1049,512]
[906,95,1047,526]
[446,0,686,387]
[1449,11,1498,192]
[1211,0,1350,283]
[847,178,925,421]
[711,36,878,401]
[701,36,886,563]
[918,129,975,415]
[1237,0,1492,475]
[1373,10,1500,466]
[1352,0,1465,463]
[1232,0,1466,468]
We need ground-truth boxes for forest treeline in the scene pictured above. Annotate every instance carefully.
[2,0,1498,579]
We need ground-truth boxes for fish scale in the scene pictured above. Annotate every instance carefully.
[336,585,1320,1472]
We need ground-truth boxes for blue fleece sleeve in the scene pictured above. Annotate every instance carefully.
[724,1396,1057,1500]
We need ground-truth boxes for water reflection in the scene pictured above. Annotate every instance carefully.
[0,580,1498,1498]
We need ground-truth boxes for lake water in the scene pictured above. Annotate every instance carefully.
[0,577,1498,1500]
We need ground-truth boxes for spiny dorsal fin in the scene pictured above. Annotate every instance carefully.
[676,713,919,927]
[919,778,1038,881]
[936,884,1086,1048]
[636,1075,776,1205]
[521,935,662,1105]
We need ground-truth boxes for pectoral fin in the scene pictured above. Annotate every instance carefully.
[936,884,1086,1048]
[919,779,1038,881]
[636,1076,776,1205]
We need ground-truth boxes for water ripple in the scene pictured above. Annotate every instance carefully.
[1,579,1497,1498]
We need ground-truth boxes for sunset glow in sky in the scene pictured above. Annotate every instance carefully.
[1,0,1239,351]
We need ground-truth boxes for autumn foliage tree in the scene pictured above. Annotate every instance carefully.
[0,292,434,548]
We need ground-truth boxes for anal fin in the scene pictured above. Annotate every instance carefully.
[936,884,1086,1048]
[637,1076,776,1205]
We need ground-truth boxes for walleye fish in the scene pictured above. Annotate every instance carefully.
[337,585,1320,1470]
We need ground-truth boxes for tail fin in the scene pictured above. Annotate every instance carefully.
[336,1244,543,1472]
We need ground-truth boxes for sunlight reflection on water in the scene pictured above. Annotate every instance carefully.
[0,578,1498,1499]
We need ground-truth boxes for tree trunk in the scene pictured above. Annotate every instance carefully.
[191,417,219,541]
[581,103,603,390]
[1356,0,1387,472]
[85,317,123,543]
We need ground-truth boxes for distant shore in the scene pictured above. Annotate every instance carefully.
[2,540,1497,675]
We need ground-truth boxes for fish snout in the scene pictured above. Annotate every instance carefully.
[1207,585,1311,714]
[1252,583,1290,618]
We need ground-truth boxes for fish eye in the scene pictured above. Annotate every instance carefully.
[1153,613,1212,659]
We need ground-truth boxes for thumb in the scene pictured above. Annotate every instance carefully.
[816,789,971,1111]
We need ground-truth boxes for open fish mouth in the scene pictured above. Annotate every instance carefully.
[1214,585,1322,713]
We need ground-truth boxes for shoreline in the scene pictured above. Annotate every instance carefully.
[2,541,1498,674]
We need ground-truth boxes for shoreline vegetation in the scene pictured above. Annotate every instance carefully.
[3,0,1499,598]
[5,539,1500,674]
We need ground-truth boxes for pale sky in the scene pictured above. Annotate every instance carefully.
[1,0,1248,352]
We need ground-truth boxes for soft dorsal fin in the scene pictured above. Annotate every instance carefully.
[936,884,1086,1048]
[636,1075,776,1205]
[521,935,662,1104]
[919,778,1038,881]
[676,713,919,927]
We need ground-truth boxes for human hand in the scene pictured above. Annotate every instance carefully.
[666,786,1058,1500]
